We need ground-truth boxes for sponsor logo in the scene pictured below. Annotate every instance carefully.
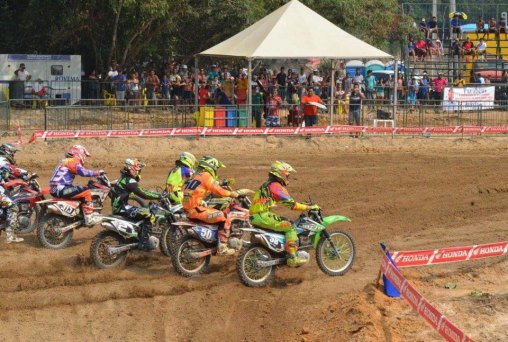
[397,254,430,263]
[441,323,462,342]
[477,245,504,255]
[79,131,109,137]
[436,250,468,260]
[419,302,440,327]
[401,285,422,310]
[110,130,141,136]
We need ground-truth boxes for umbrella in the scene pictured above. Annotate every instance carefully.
[449,11,467,20]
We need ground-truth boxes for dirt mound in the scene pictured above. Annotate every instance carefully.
[0,135,506,341]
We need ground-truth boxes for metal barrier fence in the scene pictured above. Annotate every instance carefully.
[6,98,508,132]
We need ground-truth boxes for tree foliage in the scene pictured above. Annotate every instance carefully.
[0,0,412,73]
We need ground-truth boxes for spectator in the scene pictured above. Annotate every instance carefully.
[276,67,287,101]
[365,70,376,102]
[236,72,248,105]
[198,83,211,106]
[451,14,462,39]
[32,78,47,107]
[169,68,181,105]
[335,83,349,119]
[426,39,436,58]
[414,39,427,61]
[476,73,485,84]
[181,76,194,105]
[434,39,443,60]
[112,69,127,105]
[451,37,461,58]
[127,72,140,109]
[476,15,486,39]
[265,89,282,127]
[397,73,405,103]
[407,77,418,109]
[348,83,365,128]
[498,16,507,39]
[14,63,31,81]
[207,65,220,82]
[453,73,467,87]
[418,74,430,103]
[353,68,364,88]
[375,78,385,101]
[252,86,263,128]
[160,74,171,104]
[342,73,352,93]
[407,37,416,63]
[214,85,232,106]
[461,37,475,58]
[223,76,235,103]
[487,17,498,40]
[146,70,160,105]
[297,67,307,87]
[419,18,428,38]
[432,72,447,109]
[476,38,487,59]
[86,70,99,102]
[300,87,323,127]
[427,16,439,39]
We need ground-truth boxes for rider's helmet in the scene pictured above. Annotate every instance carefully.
[123,158,145,178]
[177,152,197,169]
[269,161,295,186]
[197,155,225,178]
[0,143,20,165]
[66,144,90,164]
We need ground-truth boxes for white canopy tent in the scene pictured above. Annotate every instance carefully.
[197,0,395,126]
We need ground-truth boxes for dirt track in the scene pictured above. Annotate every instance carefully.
[0,135,507,341]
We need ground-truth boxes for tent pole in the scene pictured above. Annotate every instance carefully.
[194,56,199,113]
[330,59,336,126]
[393,58,398,126]
[247,58,252,128]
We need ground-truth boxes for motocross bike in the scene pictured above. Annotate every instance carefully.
[236,208,356,287]
[90,196,184,268]
[170,190,252,277]
[158,178,239,258]
[36,174,146,249]
[2,173,49,234]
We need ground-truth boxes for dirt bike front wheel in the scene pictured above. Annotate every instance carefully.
[90,230,128,269]
[316,230,355,276]
[236,244,275,287]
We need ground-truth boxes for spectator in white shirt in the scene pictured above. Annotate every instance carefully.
[14,63,31,81]
[476,38,487,60]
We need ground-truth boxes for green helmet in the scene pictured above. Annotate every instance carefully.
[269,161,295,185]
[198,155,225,178]
[178,152,197,169]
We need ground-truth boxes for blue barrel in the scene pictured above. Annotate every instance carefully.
[383,275,400,297]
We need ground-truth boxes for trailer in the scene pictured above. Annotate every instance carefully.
[0,54,82,105]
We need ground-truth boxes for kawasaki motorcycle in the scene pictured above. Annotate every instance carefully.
[236,208,355,287]
[90,195,184,269]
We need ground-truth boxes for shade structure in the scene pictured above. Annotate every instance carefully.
[199,0,392,59]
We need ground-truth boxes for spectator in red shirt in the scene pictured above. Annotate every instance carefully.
[414,39,427,61]
[300,87,323,127]
[432,72,447,110]
[461,37,475,58]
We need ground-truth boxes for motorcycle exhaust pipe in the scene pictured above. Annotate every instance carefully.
[60,221,83,234]
[190,248,215,258]
[107,243,138,255]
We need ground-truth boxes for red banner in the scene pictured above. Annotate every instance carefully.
[27,125,508,143]
[381,254,473,342]
[391,241,508,268]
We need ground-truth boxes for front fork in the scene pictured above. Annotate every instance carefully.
[320,230,341,258]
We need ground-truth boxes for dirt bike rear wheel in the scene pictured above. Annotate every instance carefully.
[237,244,275,287]
[171,235,210,277]
[90,230,128,269]
[37,214,74,249]
[316,230,355,276]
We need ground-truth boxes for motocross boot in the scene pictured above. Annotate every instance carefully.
[286,241,308,267]
[217,229,235,256]
[82,202,100,227]
[138,223,156,251]
[6,231,24,243]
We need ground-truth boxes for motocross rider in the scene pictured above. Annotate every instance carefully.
[250,161,320,267]
[48,145,105,227]
[0,143,29,181]
[182,155,242,256]
[165,152,197,205]
[0,185,23,243]
[110,159,161,251]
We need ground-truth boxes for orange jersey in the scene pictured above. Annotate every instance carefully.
[182,171,232,210]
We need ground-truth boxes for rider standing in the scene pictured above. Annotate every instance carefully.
[182,155,240,256]
[110,159,161,250]
[249,161,320,267]
[165,152,196,205]
[49,145,104,227]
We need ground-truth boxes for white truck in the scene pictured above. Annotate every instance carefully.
[0,54,82,104]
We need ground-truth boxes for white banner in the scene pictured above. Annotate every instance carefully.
[443,86,495,112]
